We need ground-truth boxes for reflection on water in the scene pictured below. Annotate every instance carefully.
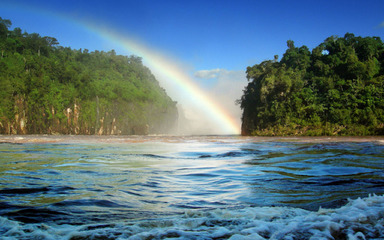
[0,135,383,238]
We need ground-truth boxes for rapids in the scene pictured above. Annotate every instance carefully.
[0,135,383,239]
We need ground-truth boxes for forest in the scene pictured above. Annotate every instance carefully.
[239,33,384,136]
[0,17,178,135]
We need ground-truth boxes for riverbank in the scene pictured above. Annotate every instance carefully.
[1,134,384,144]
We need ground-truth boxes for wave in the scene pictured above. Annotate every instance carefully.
[1,194,383,239]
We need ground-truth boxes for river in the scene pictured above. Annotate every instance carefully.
[0,135,383,239]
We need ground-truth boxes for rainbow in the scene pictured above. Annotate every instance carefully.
[81,24,240,135]
[2,5,241,134]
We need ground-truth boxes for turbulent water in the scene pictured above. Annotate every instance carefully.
[0,135,383,239]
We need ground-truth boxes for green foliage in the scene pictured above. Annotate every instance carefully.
[0,18,178,134]
[240,33,384,136]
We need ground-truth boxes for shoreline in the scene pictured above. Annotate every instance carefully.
[0,134,384,144]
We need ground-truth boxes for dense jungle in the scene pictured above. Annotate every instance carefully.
[239,33,384,136]
[0,17,178,135]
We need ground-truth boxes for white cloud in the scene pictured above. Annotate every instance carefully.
[379,21,384,28]
[194,68,222,79]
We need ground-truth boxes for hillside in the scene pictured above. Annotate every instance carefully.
[239,33,384,136]
[0,17,178,135]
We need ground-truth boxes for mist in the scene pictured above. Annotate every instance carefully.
[108,33,247,135]
[174,69,247,135]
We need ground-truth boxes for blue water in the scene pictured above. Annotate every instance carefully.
[0,135,383,239]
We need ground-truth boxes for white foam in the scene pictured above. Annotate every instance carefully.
[1,194,383,239]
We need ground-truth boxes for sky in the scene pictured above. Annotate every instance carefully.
[1,0,384,134]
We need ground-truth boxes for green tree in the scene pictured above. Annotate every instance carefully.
[240,33,384,136]
[0,17,178,135]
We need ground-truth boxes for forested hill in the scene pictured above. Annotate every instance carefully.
[239,33,384,136]
[0,17,178,135]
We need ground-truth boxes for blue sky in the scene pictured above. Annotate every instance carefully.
[2,0,383,71]
[1,0,384,133]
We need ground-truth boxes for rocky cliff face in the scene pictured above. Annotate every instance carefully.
[0,96,178,135]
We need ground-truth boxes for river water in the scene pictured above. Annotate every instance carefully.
[0,135,383,239]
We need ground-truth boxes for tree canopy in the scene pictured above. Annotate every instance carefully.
[239,33,384,136]
[0,18,178,135]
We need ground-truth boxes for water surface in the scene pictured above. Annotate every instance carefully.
[0,135,383,239]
